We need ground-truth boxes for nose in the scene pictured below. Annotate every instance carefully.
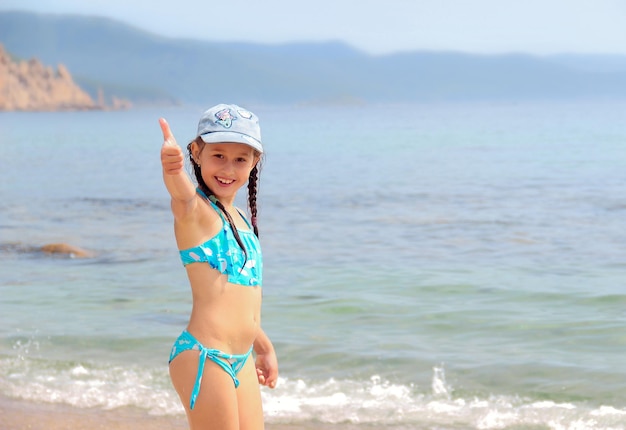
[223,159,236,174]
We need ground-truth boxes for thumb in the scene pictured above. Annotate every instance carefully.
[159,117,177,146]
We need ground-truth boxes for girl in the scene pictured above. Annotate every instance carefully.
[159,103,278,430]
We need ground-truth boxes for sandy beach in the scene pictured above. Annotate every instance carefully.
[0,395,375,430]
[0,395,187,430]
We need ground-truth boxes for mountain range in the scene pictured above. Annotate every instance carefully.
[2,10,626,105]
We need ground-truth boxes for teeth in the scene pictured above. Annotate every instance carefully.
[217,177,234,184]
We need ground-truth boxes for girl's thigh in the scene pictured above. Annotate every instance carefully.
[169,351,240,430]
[236,357,265,430]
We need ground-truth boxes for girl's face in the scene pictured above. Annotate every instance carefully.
[193,142,259,201]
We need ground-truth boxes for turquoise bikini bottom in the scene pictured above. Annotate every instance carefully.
[169,330,253,409]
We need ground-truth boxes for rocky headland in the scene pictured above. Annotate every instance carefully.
[0,43,130,111]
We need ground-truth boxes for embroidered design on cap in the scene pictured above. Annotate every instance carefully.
[215,108,236,128]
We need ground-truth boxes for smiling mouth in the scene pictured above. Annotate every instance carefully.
[216,177,235,185]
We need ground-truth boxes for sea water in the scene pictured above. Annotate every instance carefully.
[0,100,625,429]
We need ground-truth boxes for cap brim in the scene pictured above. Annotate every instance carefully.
[200,132,263,153]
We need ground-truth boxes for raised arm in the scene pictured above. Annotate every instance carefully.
[159,118,197,220]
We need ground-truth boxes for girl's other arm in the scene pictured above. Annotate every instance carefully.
[254,328,278,389]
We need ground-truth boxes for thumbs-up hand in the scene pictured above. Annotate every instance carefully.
[159,118,185,175]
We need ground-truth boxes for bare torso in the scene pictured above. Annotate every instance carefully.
[185,263,262,354]
[176,196,262,355]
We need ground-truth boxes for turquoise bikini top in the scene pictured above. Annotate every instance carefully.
[179,189,262,287]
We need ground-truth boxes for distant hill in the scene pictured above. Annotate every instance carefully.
[0,42,131,111]
[0,43,97,111]
[2,10,626,105]
[546,54,626,74]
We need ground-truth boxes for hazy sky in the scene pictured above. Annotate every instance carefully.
[2,0,626,55]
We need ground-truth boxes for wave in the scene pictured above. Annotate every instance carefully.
[1,354,624,429]
[264,372,626,429]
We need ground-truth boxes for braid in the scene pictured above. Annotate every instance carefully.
[247,164,260,237]
[212,199,248,262]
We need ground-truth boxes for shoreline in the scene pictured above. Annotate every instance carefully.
[0,395,187,430]
[0,395,375,430]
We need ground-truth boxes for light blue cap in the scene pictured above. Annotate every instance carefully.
[197,103,263,153]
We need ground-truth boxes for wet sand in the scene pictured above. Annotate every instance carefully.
[0,395,374,430]
[0,395,187,430]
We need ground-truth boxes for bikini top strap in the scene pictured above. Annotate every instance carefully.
[196,187,225,222]
[196,188,251,229]
[236,208,253,230]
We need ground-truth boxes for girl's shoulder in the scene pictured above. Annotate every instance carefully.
[173,194,222,245]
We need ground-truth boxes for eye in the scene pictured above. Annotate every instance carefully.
[236,157,248,163]
[213,154,224,159]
